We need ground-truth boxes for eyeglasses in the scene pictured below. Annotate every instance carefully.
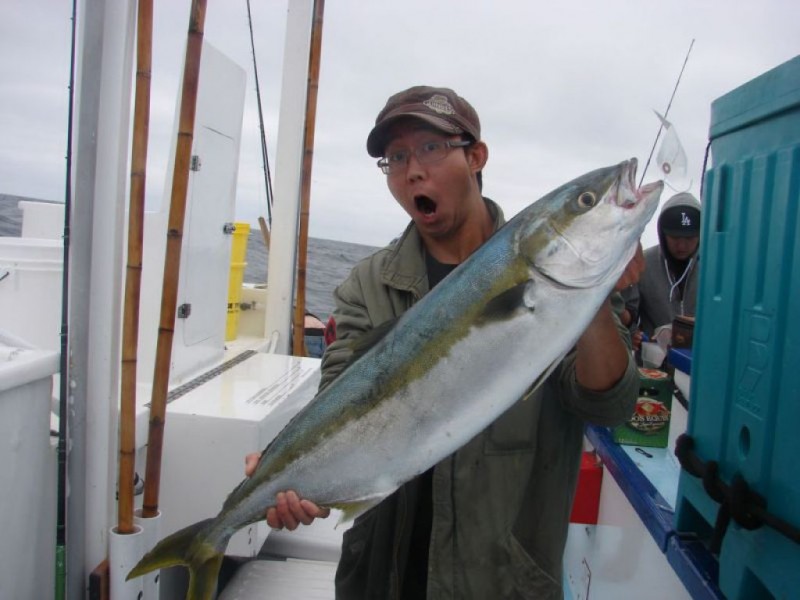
[376,140,472,175]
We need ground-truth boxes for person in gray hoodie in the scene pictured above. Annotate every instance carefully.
[636,191,701,338]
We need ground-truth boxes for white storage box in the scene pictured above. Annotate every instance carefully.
[0,344,59,600]
[0,238,63,351]
[155,352,321,557]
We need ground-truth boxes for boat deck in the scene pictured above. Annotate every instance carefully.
[564,354,725,600]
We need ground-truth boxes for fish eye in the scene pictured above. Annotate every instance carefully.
[577,191,597,209]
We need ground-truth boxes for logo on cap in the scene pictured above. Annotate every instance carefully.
[423,94,456,115]
[681,212,691,227]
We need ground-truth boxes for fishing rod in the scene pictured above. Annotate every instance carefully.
[639,38,695,188]
[246,0,274,229]
[118,0,153,536]
[142,0,208,519]
[55,0,78,598]
[292,0,326,357]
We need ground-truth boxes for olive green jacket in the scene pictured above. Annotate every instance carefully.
[323,198,638,600]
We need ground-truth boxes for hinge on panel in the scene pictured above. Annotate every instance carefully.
[190,155,201,171]
[177,303,191,319]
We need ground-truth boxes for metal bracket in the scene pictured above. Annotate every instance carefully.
[177,303,192,319]
[190,155,201,171]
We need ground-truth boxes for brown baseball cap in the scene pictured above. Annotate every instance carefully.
[366,86,481,157]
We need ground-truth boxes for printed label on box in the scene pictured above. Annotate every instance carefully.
[613,368,673,448]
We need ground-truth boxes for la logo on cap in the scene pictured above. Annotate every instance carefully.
[681,212,692,227]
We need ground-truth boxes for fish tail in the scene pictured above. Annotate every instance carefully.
[186,553,225,600]
[127,517,227,600]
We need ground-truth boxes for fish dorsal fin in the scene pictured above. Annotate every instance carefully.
[479,280,533,324]
[222,477,250,510]
[223,444,274,510]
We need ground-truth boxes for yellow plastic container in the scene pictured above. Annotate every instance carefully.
[230,222,250,264]
[225,222,250,341]
[225,306,241,342]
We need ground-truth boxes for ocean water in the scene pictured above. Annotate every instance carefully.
[1,194,380,322]
[243,232,379,321]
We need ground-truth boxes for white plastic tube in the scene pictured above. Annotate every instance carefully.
[109,525,143,600]
[134,509,161,599]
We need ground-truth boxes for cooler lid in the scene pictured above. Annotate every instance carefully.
[710,54,800,139]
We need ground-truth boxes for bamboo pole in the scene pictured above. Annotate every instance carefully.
[291,0,325,357]
[117,0,153,535]
[141,0,207,519]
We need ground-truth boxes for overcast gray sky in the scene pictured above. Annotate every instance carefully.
[1,1,798,249]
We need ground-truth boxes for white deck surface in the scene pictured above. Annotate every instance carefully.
[260,509,348,563]
[219,558,337,600]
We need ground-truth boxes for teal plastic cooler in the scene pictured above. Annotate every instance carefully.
[674,55,800,599]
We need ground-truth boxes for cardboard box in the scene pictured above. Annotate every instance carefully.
[612,368,673,448]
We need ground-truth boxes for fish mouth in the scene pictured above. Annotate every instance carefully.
[415,194,437,216]
[637,178,664,205]
[616,158,663,210]
[612,158,639,209]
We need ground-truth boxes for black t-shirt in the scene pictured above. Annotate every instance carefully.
[401,252,457,599]
[425,252,458,290]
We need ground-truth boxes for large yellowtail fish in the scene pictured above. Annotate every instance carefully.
[128,158,662,598]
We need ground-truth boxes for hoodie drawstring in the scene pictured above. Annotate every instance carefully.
[665,256,693,315]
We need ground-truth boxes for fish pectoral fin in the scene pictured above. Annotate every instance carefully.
[329,495,386,526]
[479,281,533,323]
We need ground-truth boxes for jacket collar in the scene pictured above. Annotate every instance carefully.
[380,197,505,296]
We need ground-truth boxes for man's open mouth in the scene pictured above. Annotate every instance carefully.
[415,195,437,216]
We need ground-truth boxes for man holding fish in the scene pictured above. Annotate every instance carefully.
[132,85,661,599]
[248,86,655,599]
